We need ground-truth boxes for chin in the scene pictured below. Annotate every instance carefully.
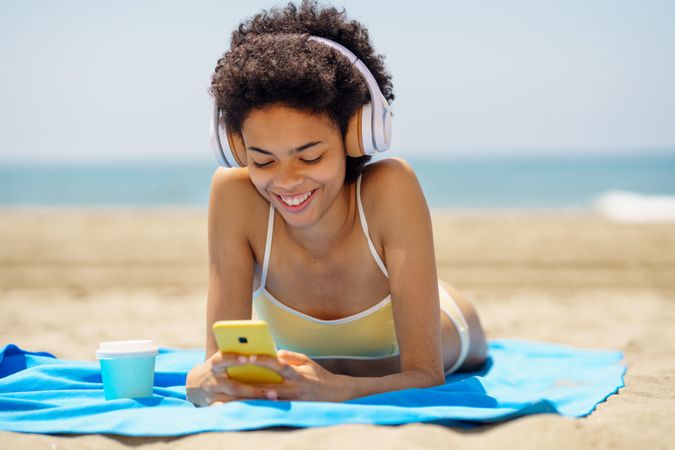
[279,210,318,228]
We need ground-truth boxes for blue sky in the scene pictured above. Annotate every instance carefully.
[1,0,674,163]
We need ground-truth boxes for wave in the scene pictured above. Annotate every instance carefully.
[593,191,675,223]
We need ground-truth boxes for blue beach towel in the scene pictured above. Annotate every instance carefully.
[0,339,625,436]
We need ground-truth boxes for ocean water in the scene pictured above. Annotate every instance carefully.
[1,154,674,211]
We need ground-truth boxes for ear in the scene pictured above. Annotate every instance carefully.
[344,107,365,157]
[226,130,247,167]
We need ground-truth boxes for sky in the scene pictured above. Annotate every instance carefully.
[1,0,674,163]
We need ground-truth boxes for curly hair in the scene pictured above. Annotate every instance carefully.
[209,0,394,183]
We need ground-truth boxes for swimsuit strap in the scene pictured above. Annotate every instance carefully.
[258,176,387,293]
[356,174,389,278]
[258,202,275,293]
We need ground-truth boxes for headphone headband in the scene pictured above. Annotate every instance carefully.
[211,35,393,168]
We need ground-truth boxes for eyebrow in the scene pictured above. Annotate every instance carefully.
[247,141,323,156]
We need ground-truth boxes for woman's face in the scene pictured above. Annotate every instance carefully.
[240,104,347,228]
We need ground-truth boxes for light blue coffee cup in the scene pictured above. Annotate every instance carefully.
[96,340,158,400]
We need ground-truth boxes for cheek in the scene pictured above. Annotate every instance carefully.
[318,163,342,182]
[321,152,346,180]
[248,171,272,196]
[313,165,344,192]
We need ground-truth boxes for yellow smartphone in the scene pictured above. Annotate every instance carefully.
[211,320,282,384]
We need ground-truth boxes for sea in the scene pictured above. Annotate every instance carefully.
[2,153,675,218]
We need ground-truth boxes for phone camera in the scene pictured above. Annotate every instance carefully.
[238,337,248,344]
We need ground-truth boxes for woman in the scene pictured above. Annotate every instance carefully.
[186,0,487,405]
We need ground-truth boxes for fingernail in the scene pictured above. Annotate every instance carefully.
[238,355,248,364]
[249,355,257,362]
[266,390,277,400]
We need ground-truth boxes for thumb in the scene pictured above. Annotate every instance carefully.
[277,349,310,364]
[208,350,224,366]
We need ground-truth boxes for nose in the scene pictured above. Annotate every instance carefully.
[273,163,303,191]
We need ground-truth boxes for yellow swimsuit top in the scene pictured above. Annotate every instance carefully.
[252,174,399,359]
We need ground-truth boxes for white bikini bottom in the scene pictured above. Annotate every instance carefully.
[438,282,471,375]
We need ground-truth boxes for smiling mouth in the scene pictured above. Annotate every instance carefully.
[274,189,317,207]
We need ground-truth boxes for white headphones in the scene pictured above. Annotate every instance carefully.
[210,36,393,168]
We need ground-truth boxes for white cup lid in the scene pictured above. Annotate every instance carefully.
[96,340,158,358]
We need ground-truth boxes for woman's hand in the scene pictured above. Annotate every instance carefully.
[185,351,282,406]
[229,349,352,402]
[186,349,351,406]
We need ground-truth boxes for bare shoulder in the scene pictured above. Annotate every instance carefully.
[209,167,268,238]
[361,157,427,213]
[359,157,430,241]
[210,166,255,204]
[363,156,417,182]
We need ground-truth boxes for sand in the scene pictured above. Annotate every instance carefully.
[1,208,674,449]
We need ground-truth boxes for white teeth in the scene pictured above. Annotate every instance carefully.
[280,191,312,206]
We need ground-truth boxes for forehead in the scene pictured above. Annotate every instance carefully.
[241,105,339,144]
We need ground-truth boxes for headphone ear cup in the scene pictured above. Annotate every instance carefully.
[225,129,247,167]
[345,105,366,157]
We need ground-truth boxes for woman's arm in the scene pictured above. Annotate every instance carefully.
[366,157,446,386]
[203,167,256,357]
[339,370,440,398]
[211,349,439,402]
[186,168,257,405]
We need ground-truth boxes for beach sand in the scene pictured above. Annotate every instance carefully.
[1,208,674,449]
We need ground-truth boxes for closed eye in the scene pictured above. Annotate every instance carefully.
[253,161,272,168]
[253,155,323,168]
[303,155,323,165]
